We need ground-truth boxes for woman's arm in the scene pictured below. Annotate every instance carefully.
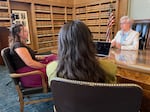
[121,32,139,50]
[15,47,46,69]
[111,39,116,47]
[46,61,58,86]
[111,31,120,48]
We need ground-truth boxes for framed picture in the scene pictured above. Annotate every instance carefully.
[11,10,31,44]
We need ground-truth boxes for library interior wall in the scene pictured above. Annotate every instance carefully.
[0,0,128,52]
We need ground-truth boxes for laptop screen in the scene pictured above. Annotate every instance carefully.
[93,41,111,57]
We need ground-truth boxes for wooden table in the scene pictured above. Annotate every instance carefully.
[103,49,150,112]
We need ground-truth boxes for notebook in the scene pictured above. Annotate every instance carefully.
[94,41,111,57]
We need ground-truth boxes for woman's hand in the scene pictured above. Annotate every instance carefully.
[115,42,121,49]
[36,55,45,60]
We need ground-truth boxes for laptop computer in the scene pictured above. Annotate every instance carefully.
[93,41,111,57]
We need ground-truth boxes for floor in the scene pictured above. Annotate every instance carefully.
[0,65,54,112]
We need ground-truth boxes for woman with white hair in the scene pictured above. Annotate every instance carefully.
[111,16,139,50]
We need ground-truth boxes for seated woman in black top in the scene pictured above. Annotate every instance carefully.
[9,24,57,87]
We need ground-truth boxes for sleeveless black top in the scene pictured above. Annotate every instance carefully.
[10,42,37,70]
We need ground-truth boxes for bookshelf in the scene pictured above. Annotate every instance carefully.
[52,5,65,51]
[33,3,73,53]
[28,0,118,52]
[0,0,11,27]
[74,0,118,41]
[0,0,119,53]
[34,3,53,53]
[66,7,73,22]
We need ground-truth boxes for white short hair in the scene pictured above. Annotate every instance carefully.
[120,16,131,23]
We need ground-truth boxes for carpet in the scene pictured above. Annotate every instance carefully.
[0,65,54,112]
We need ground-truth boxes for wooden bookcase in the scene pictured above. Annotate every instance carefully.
[0,0,11,27]
[34,3,53,53]
[52,5,65,51]
[33,2,73,53]
[66,7,73,22]
[74,0,118,41]
[86,3,100,41]
[0,0,119,53]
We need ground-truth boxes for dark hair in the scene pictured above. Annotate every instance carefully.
[57,20,106,82]
[9,24,24,47]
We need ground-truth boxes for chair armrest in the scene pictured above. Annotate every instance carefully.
[10,70,44,78]
[10,70,48,93]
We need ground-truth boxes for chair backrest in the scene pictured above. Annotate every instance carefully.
[1,47,15,73]
[1,47,20,85]
[51,77,143,112]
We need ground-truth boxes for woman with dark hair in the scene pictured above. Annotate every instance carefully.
[46,20,116,85]
[9,24,57,87]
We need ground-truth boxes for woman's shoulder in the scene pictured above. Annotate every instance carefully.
[99,59,117,83]
[13,42,25,48]
[116,30,122,34]
[46,61,58,73]
[10,42,25,53]
[46,60,58,85]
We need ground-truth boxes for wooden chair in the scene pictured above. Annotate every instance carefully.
[51,77,143,112]
[1,47,53,112]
